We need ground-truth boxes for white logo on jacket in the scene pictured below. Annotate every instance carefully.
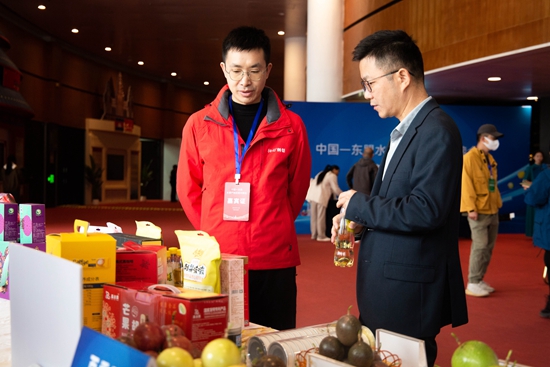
[267,148,286,153]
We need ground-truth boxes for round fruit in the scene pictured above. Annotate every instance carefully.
[318,336,346,361]
[201,338,241,367]
[336,306,362,347]
[347,335,374,367]
[451,340,498,367]
[164,333,192,351]
[252,355,286,367]
[117,335,136,348]
[133,320,166,352]
[157,347,194,367]
[162,323,186,337]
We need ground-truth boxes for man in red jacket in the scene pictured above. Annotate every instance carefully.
[177,26,312,330]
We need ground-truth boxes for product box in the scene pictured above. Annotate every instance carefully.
[220,253,249,328]
[0,241,46,300]
[102,282,228,351]
[116,243,167,284]
[19,203,46,244]
[109,233,163,248]
[47,220,116,331]
[0,203,18,242]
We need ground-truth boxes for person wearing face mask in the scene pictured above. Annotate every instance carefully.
[460,124,504,297]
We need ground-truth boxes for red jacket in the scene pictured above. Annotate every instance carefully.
[177,86,312,270]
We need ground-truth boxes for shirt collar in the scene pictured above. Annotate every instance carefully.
[390,96,432,141]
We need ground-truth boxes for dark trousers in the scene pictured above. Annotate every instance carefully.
[423,336,437,367]
[249,267,297,330]
[170,184,177,202]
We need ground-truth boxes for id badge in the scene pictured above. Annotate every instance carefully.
[223,182,250,221]
[488,177,495,192]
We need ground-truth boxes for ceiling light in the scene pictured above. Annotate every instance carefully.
[71,28,79,34]
[527,96,538,101]
[204,81,210,86]
[38,5,46,10]
[104,47,112,52]
[278,31,285,36]
[137,61,144,66]
[171,72,177,77]
[487,77,501,82]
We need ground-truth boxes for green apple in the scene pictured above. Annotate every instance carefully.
[157,347,194,367]
[451,340,499,367]
[201,338,241,367]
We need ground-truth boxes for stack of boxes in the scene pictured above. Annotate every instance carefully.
[1,203,47,300]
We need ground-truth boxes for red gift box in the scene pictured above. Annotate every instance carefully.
[116,242,167,284]
[102,282,228,351]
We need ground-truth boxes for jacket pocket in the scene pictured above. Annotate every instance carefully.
[383,262,435,283]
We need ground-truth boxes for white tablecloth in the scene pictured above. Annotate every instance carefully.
[0,299,10,367]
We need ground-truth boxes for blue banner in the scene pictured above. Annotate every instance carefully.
[290,101,532,234]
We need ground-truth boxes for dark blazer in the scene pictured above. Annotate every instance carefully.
[346,98,468,338]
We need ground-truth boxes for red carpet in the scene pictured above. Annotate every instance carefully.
[45,202,548,366]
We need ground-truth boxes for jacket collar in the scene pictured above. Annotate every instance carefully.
[214,85,282,125]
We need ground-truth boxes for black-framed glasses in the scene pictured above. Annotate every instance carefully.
[225,68,266,81]
[360,70,399,92]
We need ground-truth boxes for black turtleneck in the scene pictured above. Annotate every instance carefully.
[231,97,268,141]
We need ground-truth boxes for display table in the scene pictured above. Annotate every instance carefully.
[0,299,10,367]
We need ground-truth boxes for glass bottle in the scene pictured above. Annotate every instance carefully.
[334,210,355,267]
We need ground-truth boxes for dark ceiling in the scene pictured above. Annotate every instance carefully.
[1,0,548,105]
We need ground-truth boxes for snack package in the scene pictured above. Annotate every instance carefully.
[175,230,221,293]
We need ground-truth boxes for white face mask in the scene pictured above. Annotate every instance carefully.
[483,136,500,151]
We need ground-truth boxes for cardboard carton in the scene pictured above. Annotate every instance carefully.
[0,242,46,300]
[109,233,163,247]
[19,203,46,244]
[0,203,18,242]
[220,253,249,328]
[46,220,116,331]
[102,282,228,351]
[116,243,167,284]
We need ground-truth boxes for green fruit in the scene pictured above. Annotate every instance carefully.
[318,336,346,361]
[451,340,499,367]
[336,306,362,347]
[347,336,374,367]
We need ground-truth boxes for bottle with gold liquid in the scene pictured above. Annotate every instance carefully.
[334,210,355,267]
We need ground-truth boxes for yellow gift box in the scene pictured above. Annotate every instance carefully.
[46,219,116,331]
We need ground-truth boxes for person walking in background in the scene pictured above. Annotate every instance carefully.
[346,146,378,195]
[306,165,342,241]
[331,30,467,366]
[461,124,503,297]
[523,151,547,237]
[170,165,178,202]
[523,167,550,317]
[177,26,311,330]
[1,155,22,203]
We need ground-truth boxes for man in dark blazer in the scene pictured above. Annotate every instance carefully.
[331,30,468,367]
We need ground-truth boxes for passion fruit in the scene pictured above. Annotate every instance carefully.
[335,306,362,347]
[252,354,286,367]
[318,335,346,361]
[347,333,374,367]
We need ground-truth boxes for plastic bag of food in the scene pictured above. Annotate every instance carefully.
[175,230,221,293]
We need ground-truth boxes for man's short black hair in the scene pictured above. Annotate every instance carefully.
[352,30,424,81]
[222,26,271,65]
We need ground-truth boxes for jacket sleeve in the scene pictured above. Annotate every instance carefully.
[177,116,203,229]
[460,153,477,213]
[287,119,312,218]
[525,172,550,208]
[346,166,354,189]
[328,172,343,197]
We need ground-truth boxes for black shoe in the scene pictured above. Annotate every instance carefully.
[540,295,550,318]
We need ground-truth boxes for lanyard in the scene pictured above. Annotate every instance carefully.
[229,97,264,184]
[486,154,493,177]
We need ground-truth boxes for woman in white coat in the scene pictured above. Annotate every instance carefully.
[306,165,343,241]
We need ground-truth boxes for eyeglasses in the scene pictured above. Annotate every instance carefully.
[225,68,266,81]
[360,70,399,93]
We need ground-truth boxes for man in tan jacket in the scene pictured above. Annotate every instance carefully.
[460,124,503,297]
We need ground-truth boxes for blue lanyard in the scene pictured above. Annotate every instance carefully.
[229,97,264,184]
